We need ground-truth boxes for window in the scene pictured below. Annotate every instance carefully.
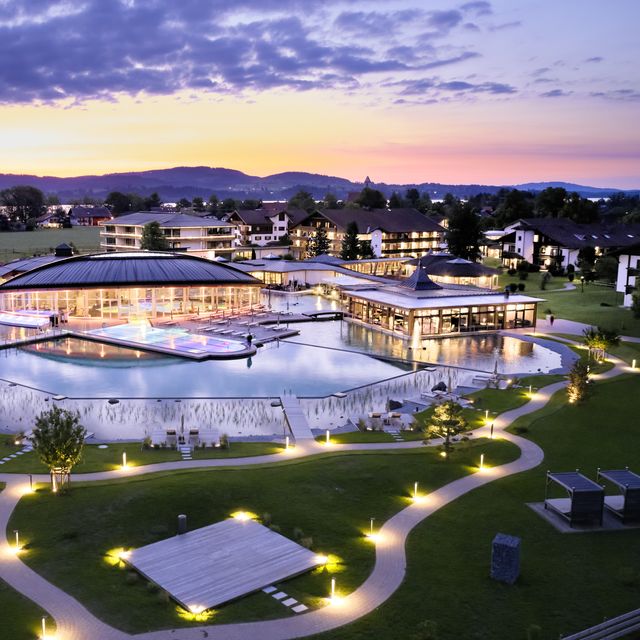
[104,225,115,233]
[105,237,116,245]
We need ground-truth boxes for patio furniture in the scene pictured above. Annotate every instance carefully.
[165,430,178,447]
[544,471,604,527]
[597,468,640,524]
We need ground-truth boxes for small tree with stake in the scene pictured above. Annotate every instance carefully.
[32,407,86,493]
[428,401,467,459]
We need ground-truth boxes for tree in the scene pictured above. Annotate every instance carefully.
[207,194,220,214]
[577,246,596,274]
[594,255,618,283]
[388,192,405,208]
[0,185,45,223]
[219,198,238,214]
[288,190,316,212]
[340,221,360,260]
[405,188,420,208]
[308,226,331,256]
[144,192,162,210]
[322,193,339,209]
[583,326,620,362]
[192,197,205,212]
[32,407,86,492]
[534,187,567,218]
[105,191,131,215]
[446,201,482,261]
[140,221,170,251]
[359,239,375,258]
[418,193,433,214]
[177,198,191,210]
[240,199,262,210]
[493,188,535,226]
[561,192,598,223]
[567,361,589,404]
[428,401,467,458]
[356,187,386,210]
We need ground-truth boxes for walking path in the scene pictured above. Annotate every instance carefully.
[0,355,630,640]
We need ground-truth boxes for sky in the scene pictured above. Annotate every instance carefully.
[0,0,639,188]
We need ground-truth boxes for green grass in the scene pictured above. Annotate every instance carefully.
[0,227,100,262]
[315,375,640,640]
[412,384,546,434]
[537,285,640,337]
[0,579,53,640]
[0,440,282,474]
[9,441,518,633]
[498,272,567,294]
[552,334,640,366]
[315,430,424,444]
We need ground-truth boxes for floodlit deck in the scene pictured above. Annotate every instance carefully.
[125,518,322,611]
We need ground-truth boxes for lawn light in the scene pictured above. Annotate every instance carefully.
[480,454,485,471]
[326,430,330,444]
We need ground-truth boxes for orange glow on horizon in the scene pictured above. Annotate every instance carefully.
[1,91,638,188]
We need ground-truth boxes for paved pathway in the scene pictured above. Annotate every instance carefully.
[0,355,631,640]
[280,394,315,441]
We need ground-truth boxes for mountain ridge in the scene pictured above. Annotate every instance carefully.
[0,166,636,201]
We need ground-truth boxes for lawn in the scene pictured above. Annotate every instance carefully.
[0,439,282,474]
[315,375,640,640]
[0,578,53,640]
[315,430,424,444]
[552,334,640,366]
[498,271,567,294]
[0,227,100,263]
[536,284,640,337]
[8,441,518,633]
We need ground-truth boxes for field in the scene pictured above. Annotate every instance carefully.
[0,227,100,263]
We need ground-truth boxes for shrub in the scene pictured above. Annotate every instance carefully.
[270,524,282,533]
[568,272,575,282]
[156,589,170,604]
[357,418,367,431]
[300,536,314,549]
[142,436,151,449]
[507,268,517,276]
[508,283,518,293]
[518,270,529,281]
[219,433,229,449]
[632,292,640,319]
[262,512,272,526]
[518,283,526,291]
[293,526,304,540]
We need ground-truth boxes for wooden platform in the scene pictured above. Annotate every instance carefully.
[280,394,314,440]
[126,518,321,611]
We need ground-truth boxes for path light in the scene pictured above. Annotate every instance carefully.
[479,454,485,471]
[13,530,20,552]
[326,430,331,445]
[485,409,489,423]
[330,577,336,600]
[122,451,127,468]
[528,384,533,396]
[413,481,418,501]
[369,517,375,537]
[633,359,637,370]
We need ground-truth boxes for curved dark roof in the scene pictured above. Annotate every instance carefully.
[0,252,262,291]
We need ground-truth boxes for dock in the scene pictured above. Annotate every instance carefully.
[280,394,314,441]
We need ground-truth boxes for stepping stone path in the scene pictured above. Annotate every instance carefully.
[178,445,192,460]
[262,585,308,613]
[0,445,32,465]
[386,428,404,442]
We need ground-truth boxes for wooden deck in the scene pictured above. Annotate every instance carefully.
[280,394,314,441]
[126,518,321,612]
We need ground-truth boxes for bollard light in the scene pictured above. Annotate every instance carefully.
[326,429,330,444]
[330,577,336,600]
[122,451,127,468]
[480,453,485,471]
[285,436,290,450]
[413,481,418,500]
[14,530,20,551]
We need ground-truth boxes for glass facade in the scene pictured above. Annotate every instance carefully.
[0,285,261,320]
[346,295,537,338]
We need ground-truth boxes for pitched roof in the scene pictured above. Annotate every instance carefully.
[397,266,443,291]
[294,208,445,234]
[514,219,640,249]
[105,212,234,228]
[70,205,111,218]
[424,258,499,278]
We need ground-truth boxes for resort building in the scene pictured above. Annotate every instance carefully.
[340,266,540,340]
[0,252,262,321]
[495,219,640,269]
[290,208,445,258]
[99,212,237,259]
[407,253,500,289]
[227,208,307,247]
[615,242,640,307]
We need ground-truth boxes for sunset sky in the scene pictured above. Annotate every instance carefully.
[0,0,639,187]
